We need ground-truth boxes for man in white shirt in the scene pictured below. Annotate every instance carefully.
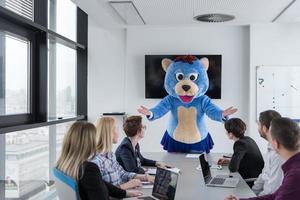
[251,110,284,196]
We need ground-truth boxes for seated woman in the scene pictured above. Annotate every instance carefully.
[56,121,141,200]
[116,115,171,174]
[218,118,264,187]
[91,117,155,190]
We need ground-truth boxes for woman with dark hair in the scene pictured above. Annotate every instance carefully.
[115,116,171,174]
[218,118,264,187]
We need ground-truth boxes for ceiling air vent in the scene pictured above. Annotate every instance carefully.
[194,13,235,23]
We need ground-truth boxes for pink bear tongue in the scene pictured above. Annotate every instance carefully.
[179,95,193,103]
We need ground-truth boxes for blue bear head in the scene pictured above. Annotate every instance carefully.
[162,55,209,103]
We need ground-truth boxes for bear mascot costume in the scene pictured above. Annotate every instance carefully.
[138,55,237,153]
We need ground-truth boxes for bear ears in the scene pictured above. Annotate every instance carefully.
[161,57,209,72]
[162,59,173,72]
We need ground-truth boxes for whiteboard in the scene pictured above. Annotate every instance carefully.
[256,66,300,122]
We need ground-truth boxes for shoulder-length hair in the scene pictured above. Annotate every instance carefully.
[95,117,116,153]
[56,121,97,180]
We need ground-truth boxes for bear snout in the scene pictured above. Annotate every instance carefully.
[182,85,191,92]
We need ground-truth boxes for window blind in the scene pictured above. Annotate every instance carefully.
[1,0,34,20]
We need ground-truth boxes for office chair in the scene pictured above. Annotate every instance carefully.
[53,168,80,200]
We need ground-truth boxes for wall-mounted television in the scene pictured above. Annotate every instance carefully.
[145,55,222,99]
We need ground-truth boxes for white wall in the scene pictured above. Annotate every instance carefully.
[249,23,300,153]
[124,26,250,153]
[88,17,131,151]
[88,18,126,123]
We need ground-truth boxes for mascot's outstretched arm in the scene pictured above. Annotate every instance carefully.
[201,95,224,122]
[138,96,172,121]
[201,96,238,122]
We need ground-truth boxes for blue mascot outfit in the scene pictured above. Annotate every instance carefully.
[146,55,227,153]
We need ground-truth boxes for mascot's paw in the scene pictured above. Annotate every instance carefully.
[173,106,201,144]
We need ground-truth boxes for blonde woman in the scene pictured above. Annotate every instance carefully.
[91,117,155,190]
[56,121,141,200]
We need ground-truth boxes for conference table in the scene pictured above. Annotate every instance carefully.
[127,152,256,200]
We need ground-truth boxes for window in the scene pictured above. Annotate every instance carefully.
[0,1,87,199]
[5,127,49,199]
[48,40,77,119]
[48,0,77,41]
[0,33,30,116]
[4,121,74,199]
[47,0,78,120]
[0,0,34,21]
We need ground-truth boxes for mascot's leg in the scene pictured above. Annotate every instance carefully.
[160,131,214,153]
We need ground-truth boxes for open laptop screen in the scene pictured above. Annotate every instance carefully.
[199,154,212,184]
[152,168,178,200]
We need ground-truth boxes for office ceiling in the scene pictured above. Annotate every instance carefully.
[73,0,300,27]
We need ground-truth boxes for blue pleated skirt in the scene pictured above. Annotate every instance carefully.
[160,131,214,153]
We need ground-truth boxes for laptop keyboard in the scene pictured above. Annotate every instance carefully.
[210,177,226,185]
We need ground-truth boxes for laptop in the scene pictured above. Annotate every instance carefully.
[138,167,179,200]
[199,154,239,188]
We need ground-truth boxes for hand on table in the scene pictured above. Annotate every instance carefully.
[156,161,173,169]
[122,179,142,190]
[126,190,143,197]
[218,158,230,166]
[146,174,155,183]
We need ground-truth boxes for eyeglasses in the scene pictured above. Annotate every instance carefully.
[142,125,147,130]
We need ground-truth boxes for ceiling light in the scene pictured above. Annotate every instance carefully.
[109,1,145,25]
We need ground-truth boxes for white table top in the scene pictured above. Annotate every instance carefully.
[127,152,256,200]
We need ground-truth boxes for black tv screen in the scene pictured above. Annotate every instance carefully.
[145,55,222,99]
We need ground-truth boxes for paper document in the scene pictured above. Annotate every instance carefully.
[168,167,180,173]
[146,168,157,175]
[186,154,202,158]
[196,164,222,170]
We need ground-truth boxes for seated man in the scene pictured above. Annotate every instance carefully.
[225,117,300,200]
[252,110,283,196]
[219,118,264,187]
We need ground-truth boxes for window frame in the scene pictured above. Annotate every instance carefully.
[0,0,88,132]
[0,0,87,198]
[0,17,36,127]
